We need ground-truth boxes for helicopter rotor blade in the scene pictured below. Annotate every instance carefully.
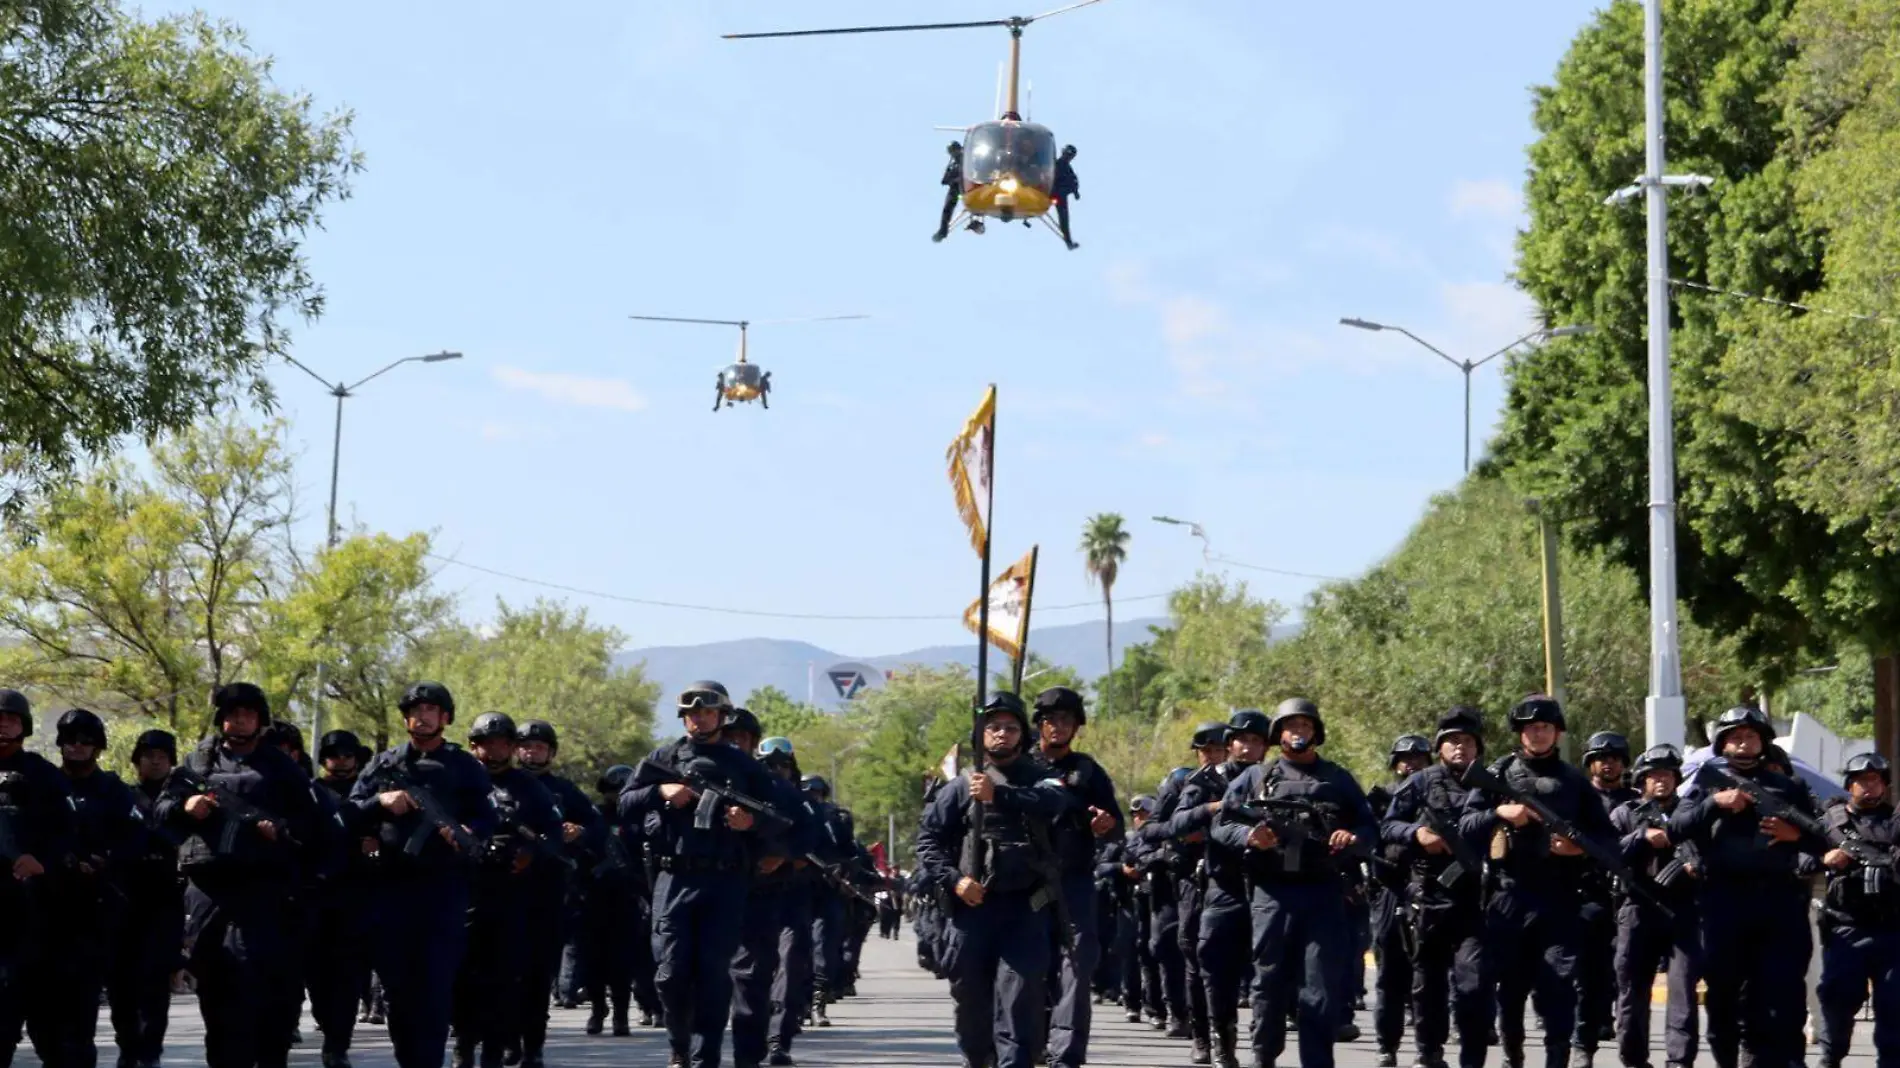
[724,19,1011,40]
[628,315,746,328]
[749,314,871,326]
[1026,0,1109,25]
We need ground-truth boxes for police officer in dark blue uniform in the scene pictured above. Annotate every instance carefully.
[916,690,1074,1068]
[260,720,343,1062]
[1382,707,1487,1068]
[580,763,641,1036]
[44,708,140,1068]
[1370,733,1432,1068]
[801,772,853,1028]
[350,682,499,1068]
[622,681,781,1068]
[1572,731,1636,1068]
[511,718,600,1068]
[1032,685,1123,1068]
[307,729,373,1068]
[1053,144,1081,249]
[723,711,816,1068]
[158,682,321,1068]
[1155,723,1231,1063]
[0,689,76,1068]
[1816,751,1900,1067]
[1112,799,1155,1022]
[1174,710,1269,1068]
[1215,697,1377,1068]
[451,712,561,1068]
[1610,743,1699,1068]
[1666,705,1823,1068]
[1460,695,1614,1068]
[758,737,817,1065]
[111,728,183,1068]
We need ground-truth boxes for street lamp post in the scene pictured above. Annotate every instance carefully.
[1337,320,1593,474]
[1604,1,1714,751]
[283,350,463,739]
[1152,516,1211,562]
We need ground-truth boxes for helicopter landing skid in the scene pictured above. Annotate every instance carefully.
[938,208,987,241]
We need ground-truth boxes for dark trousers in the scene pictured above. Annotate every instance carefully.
[1176,878,1209,1046]
[1372,884,1412,1052]
[1055,196,1073,242]
[32,935,108,1068]
[1615,904,1701,1068]
[452,884,527,1068]
[581,879,639,1020]
[183,881,297,1068]
[515,882,564,1060]
[1198,886,1253,1049]
[729,889,785,1066]
[1489,892,1580,1068]
[652,870,750,1068]
[944,892,1053,1068]
[811,891,844,1000]
[937,186,959,235]
[1575,898,1618,1052]
[1123,896,1152,1016]
[372,875,471,1068]
[1410,899,1489,1068]
[1248,880,1350,1068]
[109,883,180,1067]
[1046,872,1099,1068]
[771,887,815,1049]
[1818,923,1900,1067]
[1699,880,1810,1068]
[307,896,368,1058]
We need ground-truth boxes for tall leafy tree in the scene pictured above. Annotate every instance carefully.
[2,0,359,511]
[1080,513,1131,679]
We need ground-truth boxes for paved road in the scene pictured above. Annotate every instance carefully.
[21,930,1884,1067]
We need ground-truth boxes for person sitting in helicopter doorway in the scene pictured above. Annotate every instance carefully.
[932,141,985,242]
[1053,144,1080,250]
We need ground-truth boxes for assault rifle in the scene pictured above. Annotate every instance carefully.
[805,853,879,906]
[631,754,794,834]
[370,767,481,858]
[1625,801,1694,889]
[1460,763,1674,920]
[1417,792,1486,891]
[204,787,294,855]
[0,773,28,862]
[1224,795,1387,876]
[490,790,577,872]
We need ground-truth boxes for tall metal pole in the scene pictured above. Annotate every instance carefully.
[314,387,346,743]
[1462,367,1473,475]
[1642,0,1686,750]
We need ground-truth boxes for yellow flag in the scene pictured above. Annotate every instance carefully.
[963,546,1037,660]
[946,385,996,557]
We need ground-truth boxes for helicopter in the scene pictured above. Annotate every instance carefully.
[724,1,1105,244]
[627,314,868,412]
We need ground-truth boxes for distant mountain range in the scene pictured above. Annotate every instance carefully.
[616,617,1303,713]
[615,617,1171,713]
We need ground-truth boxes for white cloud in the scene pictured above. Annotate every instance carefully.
[492,366,647,412]
[1449,179,1523,221]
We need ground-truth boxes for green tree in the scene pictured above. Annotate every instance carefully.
[1492,0,1853,676]
[744,685,827,739]
[403,599,658,776]
[1080,513,1131,680]
[2,0,359,510]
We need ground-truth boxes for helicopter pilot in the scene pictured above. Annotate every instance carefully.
[1053,144,1079,251]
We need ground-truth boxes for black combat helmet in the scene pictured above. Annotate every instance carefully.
[1269,697,1325,748]
[399,681,457,724]
[468,711,518,744]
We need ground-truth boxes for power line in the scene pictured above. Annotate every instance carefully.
[425,552,1169,621]
[1208,555,1350,583]
[1670,279,1900,327]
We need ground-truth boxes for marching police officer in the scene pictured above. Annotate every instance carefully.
[1573,732,1636,1068]
[111,728,183,1068]
[1382,707,1488,1068]
[580,763,643,1036]
[350,682,499,1068]
[306,730,374,1068]
[158,682,320,1068]
[723,711,815,1068]
[802,772,853,1027]
[45,708,140,1068]
[1369,734,1431,1066]
[1459,695,1613,1068]
[1215,697,1377,1068]
[759,737,818,1066]
[1174,709,1270,1068]
[512,719,600,1068]
[1032,685,1123,1068]
[0,689,75,1068]
[620,681,780,1068]
[1610,744,1699,1068]
[1815,751,1899,1067]
[915,691,1074,1068]
[1155,723,1231,1063]
[1667,705,1823,1068]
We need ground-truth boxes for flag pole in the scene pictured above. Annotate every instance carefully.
[1012,544,1039,692]
[975,386,996,708]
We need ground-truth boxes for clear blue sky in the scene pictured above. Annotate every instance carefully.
[170,0,1606,658]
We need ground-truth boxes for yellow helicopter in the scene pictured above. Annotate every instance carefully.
[628,314,868,412]
[724,1,1104,243]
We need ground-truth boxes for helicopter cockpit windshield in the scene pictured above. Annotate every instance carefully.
[724,363,763,389]
[962,122,1057,194]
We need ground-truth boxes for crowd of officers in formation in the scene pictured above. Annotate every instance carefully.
[0,677,892,1068]
[900,687,1900,1068]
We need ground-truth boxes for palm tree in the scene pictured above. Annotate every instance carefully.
[1080,513,1131,681]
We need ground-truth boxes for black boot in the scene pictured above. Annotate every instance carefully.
[612,1005,630,1037]
[585,1006,605,1036]
[1214,1020,1241,1068]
